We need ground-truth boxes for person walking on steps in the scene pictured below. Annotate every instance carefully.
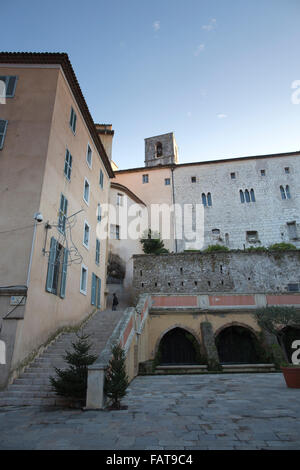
[112,293,119,311]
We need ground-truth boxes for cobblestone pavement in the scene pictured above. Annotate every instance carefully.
[0,373,299,450]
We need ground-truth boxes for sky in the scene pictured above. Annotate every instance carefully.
[2,0,300,169]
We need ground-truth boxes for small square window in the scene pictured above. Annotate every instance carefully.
[143,174,149,184]
[230,172,236,179]
[191,176,196,183]
[260,169,266,176]
[165,178,171,186]
[246,231,259,243]
[285,167,290,174]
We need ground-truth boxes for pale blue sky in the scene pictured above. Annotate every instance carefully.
[2,0,300,168]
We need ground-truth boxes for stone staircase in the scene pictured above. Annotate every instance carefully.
[0,295,127,407]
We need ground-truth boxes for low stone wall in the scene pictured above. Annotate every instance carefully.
[133,251,300,297]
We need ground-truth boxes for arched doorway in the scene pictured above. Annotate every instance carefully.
[159,328,198,365]
[215,325,260,364]
[279,326,300,363]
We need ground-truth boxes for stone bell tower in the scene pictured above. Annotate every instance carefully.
[144,132,178,167]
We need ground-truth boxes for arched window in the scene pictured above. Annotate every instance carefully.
[207,193,212,206]
[286,185,291,199]
[156,142,163,158]
[202,193,207,207]
[250,189,255,202]
[240,190,245,203]
[280,185,286,200]
[245,189,250,203]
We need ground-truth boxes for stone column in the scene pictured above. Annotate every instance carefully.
[85,365,106,409]
[200,321,221,371]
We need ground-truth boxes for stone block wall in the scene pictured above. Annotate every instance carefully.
[133,251,300,297]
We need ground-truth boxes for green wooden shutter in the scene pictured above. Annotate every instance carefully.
[60,248,69,299]
[96,278,101,308]
[46,237,57,292]
[91,273,97,305]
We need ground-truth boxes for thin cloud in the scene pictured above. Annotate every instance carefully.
[153,20,160,32]
[217,113,227,119]
[202,18,217,31]
[194,44,205,56]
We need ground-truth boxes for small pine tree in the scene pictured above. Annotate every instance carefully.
[104,343,129,409]
[50,331,97,405]
[140,229,169,254]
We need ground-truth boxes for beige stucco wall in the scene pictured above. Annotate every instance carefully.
[9,66,111,371]
[114,168,175,252]
[0,65,59,286]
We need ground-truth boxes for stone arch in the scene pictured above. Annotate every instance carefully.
[154,324,201,365]
[214,322,261,364]
[214,321,259,340]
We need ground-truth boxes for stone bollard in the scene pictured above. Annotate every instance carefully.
[86,364,106,409]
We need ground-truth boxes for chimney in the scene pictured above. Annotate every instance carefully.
[95,124,114,161]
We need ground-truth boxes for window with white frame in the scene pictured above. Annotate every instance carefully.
[0,76,17,98]
[97,203,102,222]
[80,265,88,295]
[110,224,120,240]
[0,120,8,150]
[64,149,72,180]
[69,106,77,134]
[83,221,90,248]
[117,193,123,206]
[86,144,92,168]
[83,178,90,204]
[95,238,100,265]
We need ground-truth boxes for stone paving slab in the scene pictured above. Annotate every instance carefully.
[0,373,299,450]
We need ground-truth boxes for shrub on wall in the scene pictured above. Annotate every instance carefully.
[245,246,268,252]
[268,242,297,251]
[203,244,229,253]
[140,229,169,254]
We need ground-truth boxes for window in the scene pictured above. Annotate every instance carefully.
[287,222,298,240]
[110,224,120,240]
[142,174,149,184]
[83,178,90,204]
[117,193,123,206]
[0,120,8,150]
[95,238,100,265]
[99,169,104,189]
[230,172,236,179]
[202,193,207,207]
[0,76,17,98]
[260,169,266,176]
[156,142,163,157]
[280,185,291,200]
[83,221,90,248]
[240,189,255,203]
[191,176,196,183]
[69,106,77,134]
[246,231,259,243]
[97,203,102,222]
[80,265,88,295]
[165,178,171,185]
[207,193,212,206]
[64,149,72,180]
[46,237,68,298]
[91,273,101,308]
[86,144,92,168]
[285,167,290,174]
[58,194,68,233]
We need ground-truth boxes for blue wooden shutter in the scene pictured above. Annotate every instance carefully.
[46,237,57,292]
[96,278,101,308]
[60,248,69,299]
[91,273,97,305]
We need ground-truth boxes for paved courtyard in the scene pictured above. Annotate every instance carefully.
[0,373,299,450]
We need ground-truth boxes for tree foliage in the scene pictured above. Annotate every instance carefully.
[140,229,169,254]
[50,331,97,404]
[254,306,300,336]
[104,343,129,409]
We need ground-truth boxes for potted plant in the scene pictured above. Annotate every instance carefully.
[253,306,300,388]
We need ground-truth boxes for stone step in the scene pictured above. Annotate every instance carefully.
[222,363,276,372]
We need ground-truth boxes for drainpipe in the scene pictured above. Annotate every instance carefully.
[171,166,178,253]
